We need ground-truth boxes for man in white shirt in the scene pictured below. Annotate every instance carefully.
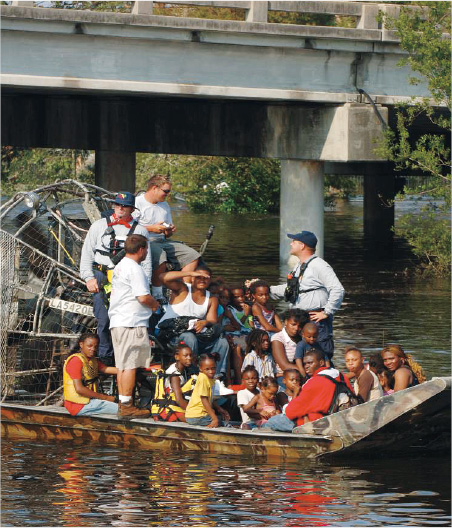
[109,234,160,418]
[133,174,201,299]
[270,231,345,360]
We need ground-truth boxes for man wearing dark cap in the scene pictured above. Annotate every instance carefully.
[80,192,152,364]
[270,230,344,360]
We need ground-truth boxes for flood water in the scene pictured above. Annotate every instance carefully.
[1,196,451,526]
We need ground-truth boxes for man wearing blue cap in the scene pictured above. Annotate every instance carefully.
[80,192,153,364]
[270,231,344,360]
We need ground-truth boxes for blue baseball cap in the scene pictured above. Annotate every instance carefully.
[287,231,317,249]
[114,191,135,208]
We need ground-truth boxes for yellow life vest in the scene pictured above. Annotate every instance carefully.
[63,352,99,404]
[151,370,197,418]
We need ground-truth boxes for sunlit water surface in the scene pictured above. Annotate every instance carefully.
[1,196,450,527]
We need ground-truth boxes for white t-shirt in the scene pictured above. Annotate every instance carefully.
[109,256,153,328]
[237,388,259,425]
[133,194,173,241]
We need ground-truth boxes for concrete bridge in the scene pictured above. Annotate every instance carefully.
[1,1,434,260]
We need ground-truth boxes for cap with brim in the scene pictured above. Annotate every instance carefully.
[114,191,135,209]
[287,231,317,248]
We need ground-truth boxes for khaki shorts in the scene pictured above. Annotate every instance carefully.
[111,326,153,370]
[150,239,200,270]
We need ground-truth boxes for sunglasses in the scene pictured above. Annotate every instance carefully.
[160,188,171,194]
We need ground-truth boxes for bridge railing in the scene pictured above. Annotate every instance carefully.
[10,1,404,40]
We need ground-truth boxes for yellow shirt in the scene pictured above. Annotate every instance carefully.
[185,373,214,419]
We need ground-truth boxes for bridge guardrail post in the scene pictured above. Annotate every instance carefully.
[246,1,268,23]
[357,4,379,30]
[132,1,153,15]
[379,3,401,41]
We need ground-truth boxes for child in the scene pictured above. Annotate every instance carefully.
[242,376,281,427]
[276,369,302,408]
[222,285,253,383]
[376,367,395,396]
[241,329,276,381]
[185,354,230,428]
[236,366,260,429]
[151,342,196,422]
[295,322,330,378]
[250,280,283,335]
[345,347,383,402]
[63,333,118,416]
[271,309,308,388]
[368,353,385,374]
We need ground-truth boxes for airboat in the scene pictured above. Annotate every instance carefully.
[0,180,450,459]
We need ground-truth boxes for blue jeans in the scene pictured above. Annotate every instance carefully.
[262,413,295,432]
[175,332,229,377]
[76,398,118,416]
[316,315,334,359]
[92,270,114,362]
[186,415,223,427]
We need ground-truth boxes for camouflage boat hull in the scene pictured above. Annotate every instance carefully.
[2,377,450,460]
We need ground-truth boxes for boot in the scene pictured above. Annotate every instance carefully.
[118,401,151,419]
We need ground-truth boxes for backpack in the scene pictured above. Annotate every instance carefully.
[319,372,364,414]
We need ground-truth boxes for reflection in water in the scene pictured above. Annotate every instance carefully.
[1,442,450,527]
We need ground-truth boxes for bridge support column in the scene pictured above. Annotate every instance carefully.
[95,151,136,193]
[280,160,324,266]
[363,163,395,253]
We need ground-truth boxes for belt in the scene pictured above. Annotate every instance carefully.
[93,263,110,274]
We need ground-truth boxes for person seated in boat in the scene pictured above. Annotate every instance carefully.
[250,280,283,336]
[276,369,302,408]
[237,366,260,430]
[63,333,119,417]
[132,174,201,300]
[157,265,230,380]
[271,309,308,389]
[344,347,383,402]
[367,353,385,375]
[294,322,330,380]
[380,344,426,392]
[241,376,281,428]
[376,366,395,396]
[151,342,197,422]
[185,354,230,428]
[221,285,253,383]
[241,329,276,381]
[265,349,355,431]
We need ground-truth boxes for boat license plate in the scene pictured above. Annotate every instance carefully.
[48,298,94,317]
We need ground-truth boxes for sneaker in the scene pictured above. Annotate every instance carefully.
[213,379,235,397]
[118,401,151,419]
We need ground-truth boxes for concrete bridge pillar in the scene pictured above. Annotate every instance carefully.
[363,163,395,253]
[280,160,324,267]
[95,151,136,193]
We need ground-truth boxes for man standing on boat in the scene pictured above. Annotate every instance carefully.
[80,192,152,365]
[132,174,200,300]
[109,234,160,418]
[270,231,344,360]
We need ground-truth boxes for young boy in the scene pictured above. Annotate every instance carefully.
[294,322,330,378]
[276,368,302,408]
[345,347,383,402]
[185,354,230,428]
[236,366,260,429]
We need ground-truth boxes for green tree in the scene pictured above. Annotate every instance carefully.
[380,1,451,276]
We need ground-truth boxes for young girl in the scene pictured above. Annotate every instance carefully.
[271,309,307,389]
[376,367,395,396]
[151,342,196,422]
[237,366,260,429]
[185,354,230,428]
[250,280,282,335]
[276,369,302,408]
[242,376,281,427]
[63,333,118,417]
[241,329,276,381]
